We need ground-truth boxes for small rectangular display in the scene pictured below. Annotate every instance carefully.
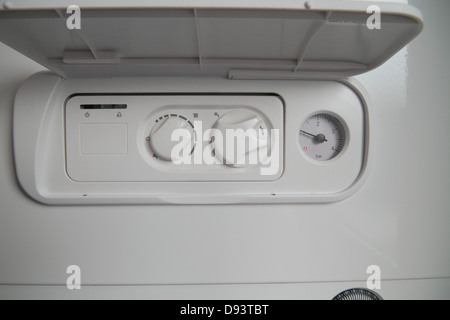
[80,124,128,155]
[80,104,127,110]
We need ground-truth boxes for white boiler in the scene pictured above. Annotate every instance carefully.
[0,0,449,300]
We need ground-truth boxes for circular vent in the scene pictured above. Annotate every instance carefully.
[333,288,383,300]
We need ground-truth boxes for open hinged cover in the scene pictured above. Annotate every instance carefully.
[0,0,423,79]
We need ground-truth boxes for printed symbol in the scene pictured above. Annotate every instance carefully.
[193,113,198,118]
[152,154,158,158]
[214,112,220,118]
[146,136,150,141]
[117,112,122,118]
[303,147,307,151]
[84,112,90,118]
[260,126,265,135]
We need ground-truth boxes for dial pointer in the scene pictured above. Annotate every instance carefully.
[300,130,328,142]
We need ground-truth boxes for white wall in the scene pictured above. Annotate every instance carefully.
[0,0,449,299]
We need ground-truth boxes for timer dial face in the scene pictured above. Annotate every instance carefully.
[299,113,346,162]
[212,109,271,168]
[149,114,195,161]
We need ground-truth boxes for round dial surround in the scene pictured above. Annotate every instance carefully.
[299,113,346,162]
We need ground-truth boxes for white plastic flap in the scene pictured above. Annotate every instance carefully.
[0,0,423,79]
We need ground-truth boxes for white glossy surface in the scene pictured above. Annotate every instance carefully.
[1,278,449,300]
[0,0,410,10]
[0,1,423,79]
[0,0,449,299]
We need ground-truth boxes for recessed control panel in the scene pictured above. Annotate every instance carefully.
[14,74,368,204]
[65,95,284,182]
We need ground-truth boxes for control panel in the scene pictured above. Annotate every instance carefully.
[14,74,368,204]
[65,95,284,182]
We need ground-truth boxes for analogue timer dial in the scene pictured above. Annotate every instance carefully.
[149,114,195,161]
[212,109,271,168]
[299,113,346,161]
